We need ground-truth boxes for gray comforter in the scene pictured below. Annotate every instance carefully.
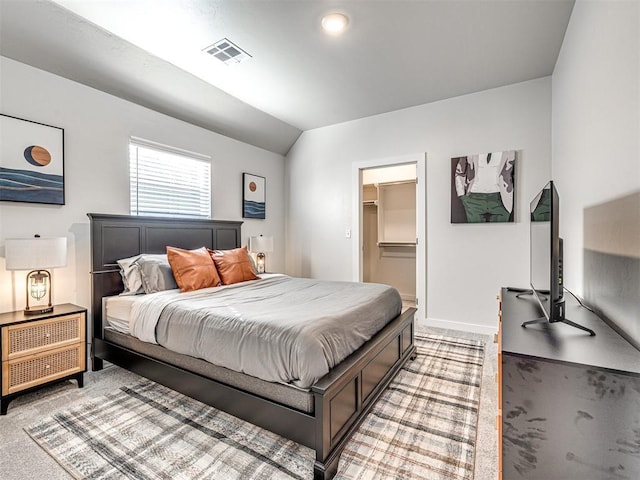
[130,275,401,388]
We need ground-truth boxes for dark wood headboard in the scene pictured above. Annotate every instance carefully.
[87,213,242,341]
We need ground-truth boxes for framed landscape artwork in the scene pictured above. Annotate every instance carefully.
[0,114,65,205]
[451,150,516,223]
[243,173,265,219]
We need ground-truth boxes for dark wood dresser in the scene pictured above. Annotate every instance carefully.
[498,288,640,479]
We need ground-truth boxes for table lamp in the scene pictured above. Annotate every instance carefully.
[5,235,67,315]
[248,235,274,274]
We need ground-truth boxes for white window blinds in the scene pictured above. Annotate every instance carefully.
[129,138,211,218]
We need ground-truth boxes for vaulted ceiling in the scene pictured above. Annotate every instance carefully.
[0,0,574,154]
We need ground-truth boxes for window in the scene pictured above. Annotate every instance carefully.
[129,138,211,218]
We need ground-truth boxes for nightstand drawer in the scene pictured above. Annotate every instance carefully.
[2,343,85,395]
[1,313,85,361]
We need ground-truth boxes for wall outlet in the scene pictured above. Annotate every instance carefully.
[345,227,351,238]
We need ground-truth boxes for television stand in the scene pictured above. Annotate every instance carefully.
[521,317,596,336]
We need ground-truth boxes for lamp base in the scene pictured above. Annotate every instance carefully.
[256,252,266,274]
[24,306,54,316]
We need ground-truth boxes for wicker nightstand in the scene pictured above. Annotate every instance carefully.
[0,304,87,415]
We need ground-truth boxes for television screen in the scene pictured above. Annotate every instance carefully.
[530,188,551,296]
[526,181,595,335]
[530,181,560,321]
[530,182,557,321]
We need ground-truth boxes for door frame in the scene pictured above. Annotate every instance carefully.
[351,153,426,323]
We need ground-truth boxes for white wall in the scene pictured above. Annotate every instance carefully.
[0,56,285,315]
[286,78,552,333]
[552,0,640,294]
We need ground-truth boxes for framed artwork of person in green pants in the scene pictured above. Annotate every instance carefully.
[451,150,516,223]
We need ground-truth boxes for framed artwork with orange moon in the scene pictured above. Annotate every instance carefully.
[243,172,265,219]
[0,114,64,205]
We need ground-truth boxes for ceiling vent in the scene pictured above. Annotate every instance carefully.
[203,38,251,65]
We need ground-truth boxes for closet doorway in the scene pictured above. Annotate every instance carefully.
[352,154,426,321]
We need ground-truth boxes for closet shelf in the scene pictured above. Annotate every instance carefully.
[377,241,416,247]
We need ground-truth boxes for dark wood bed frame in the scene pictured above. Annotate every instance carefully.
[88,213,416,480]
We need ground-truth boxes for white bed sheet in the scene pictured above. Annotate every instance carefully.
[104,295,141,333]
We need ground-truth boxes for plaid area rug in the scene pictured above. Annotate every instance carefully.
[26,334,484,480]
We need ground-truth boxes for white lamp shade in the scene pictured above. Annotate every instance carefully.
[5,237,67,271]
[248,235,274,253]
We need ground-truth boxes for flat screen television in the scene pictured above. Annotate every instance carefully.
[526,181,595,335]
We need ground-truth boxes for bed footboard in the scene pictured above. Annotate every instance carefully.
[95,306,416,480]
[311,307,416,480]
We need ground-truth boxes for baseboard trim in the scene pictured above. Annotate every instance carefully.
[400,293,416,303]
[417,317,497,336]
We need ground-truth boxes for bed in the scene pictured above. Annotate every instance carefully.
[88,213,416,480]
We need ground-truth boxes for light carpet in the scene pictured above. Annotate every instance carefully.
[25,334,484,479]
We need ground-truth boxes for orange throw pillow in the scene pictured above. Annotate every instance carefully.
[167,246,221,292]
[209,246,259,285]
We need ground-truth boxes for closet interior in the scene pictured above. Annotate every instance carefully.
[362,164,417,308]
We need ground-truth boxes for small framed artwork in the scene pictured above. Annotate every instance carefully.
[0,114,65,205]
[451,150,516,223]
[243,173,266,219]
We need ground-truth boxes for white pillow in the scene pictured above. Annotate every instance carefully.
[117,255,144,295]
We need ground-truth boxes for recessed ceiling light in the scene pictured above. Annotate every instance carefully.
[321,13,349,35]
